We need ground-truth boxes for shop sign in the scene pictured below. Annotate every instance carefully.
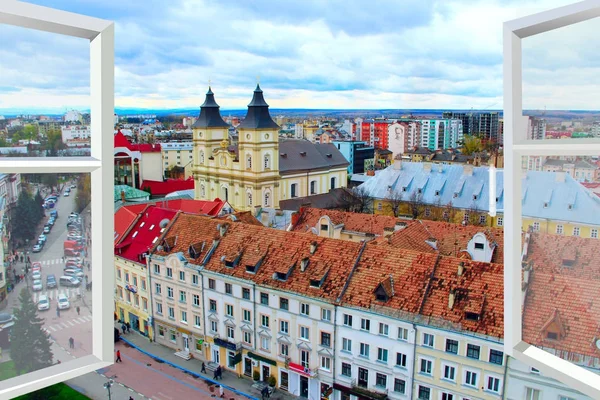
[214,337,238,351]
[288,362,314,377]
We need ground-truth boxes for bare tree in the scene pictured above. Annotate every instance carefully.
[350,186,374,214]
[430,197,444,221]
[408,191,425,219]
[468,202,483,226]
[385,190,404,217]
[443,201,456,223]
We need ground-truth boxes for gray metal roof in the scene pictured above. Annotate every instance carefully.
[192,87,230,129]
[279,139,349,174]
[237,84,280,130]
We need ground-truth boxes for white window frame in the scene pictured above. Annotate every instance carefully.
[0,3,114,397]
[504,2,600,397]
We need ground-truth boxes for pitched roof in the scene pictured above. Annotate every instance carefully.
[115,206,178,263]
[114,131,161,153]
[114,204,146,244]
[237,84,280,130]
[279,140,349,173]
[218,211,263,226]
[291,207,402,236]
[140,178,195,196]
[114,185,150,202]
[523,232,600,359]
[279,188,359,211]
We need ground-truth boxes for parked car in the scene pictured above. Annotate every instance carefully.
[37,295,50,311]
[65,260,83,269]
[38,234,47,244]
[32,271,42,281]
[70,184,76,189]
[32,279,43,291]
[57,294,70,309]
[32,243,42,253]
[64,269,84,279]
[59,276,80,287]
[47,218,55,226]
[43,226,51,234]
[46,274,57,289]
[63,192,69,197]
[50,210,58,219]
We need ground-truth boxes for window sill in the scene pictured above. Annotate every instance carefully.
[440,378,456,384]
[393,365,407,370]
[358,355,369,360]
[376,360,388,366]
[168,317,175,321]
[341,350,352,355]
[461,384,478,391]
[181,321,188,325]
[418,372,433,378]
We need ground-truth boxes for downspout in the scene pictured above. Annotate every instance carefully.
[410,323,418,400]
[252,282,258,355]
[147,254,156,343]
[199,238,220,360]
[502,355,510,399]
[332,304,338,394]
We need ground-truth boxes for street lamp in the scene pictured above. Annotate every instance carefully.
[103,375,117,400]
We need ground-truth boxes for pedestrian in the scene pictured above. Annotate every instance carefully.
[126,321,131,333]
[76,306,80,316]
[219,385,224,398]
[217,365,222,380]
[56,307,60,318]
[213,369,218,380]
[69,337,74,349]
[121,323,127,335]
[87,262,90,271]
[261,386,268,400]
[129,397,134,400]
[201,362,206,373]
[115,349,122,363]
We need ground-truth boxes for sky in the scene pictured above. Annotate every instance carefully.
[0,0,598,113]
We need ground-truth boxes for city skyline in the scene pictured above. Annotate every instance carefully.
[1,0,599,113]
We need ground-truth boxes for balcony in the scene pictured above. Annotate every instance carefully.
[350,379,388,400]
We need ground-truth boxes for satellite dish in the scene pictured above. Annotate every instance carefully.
[159,219,170,228]
[595,339,600,350]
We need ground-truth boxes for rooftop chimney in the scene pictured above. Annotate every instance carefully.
[310,241,318,255]
[425,237,438,250]
[394,221,408,231]
[448,290,456,310]
[393,160,402,170]
[457,262,465,277]
[219,224,229,237]
[300,257,309,271]
[121,190,126,203]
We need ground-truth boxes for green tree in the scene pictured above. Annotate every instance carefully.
[10,288,54,375]
[44,129,66,156]
[22,125,38,142]
[11,132,21,144]
[74,174,91,213]
[461,135,484,155]
[11,190,43,242]
[41,174,58,191]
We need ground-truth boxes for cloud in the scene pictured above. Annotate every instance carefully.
[0,0,596,112]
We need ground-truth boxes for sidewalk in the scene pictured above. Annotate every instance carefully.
[119,329,297,400]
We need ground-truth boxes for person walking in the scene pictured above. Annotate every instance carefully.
[76,306,80,316]
[126,321,131,333]
[201,362,206,373]
[69,337,74,349]
[219,385,224,398]
[213,368,218,380]
[121,323,127,335]
[217,365,222,380]
[115,350,122,363]
[56,307,60,318]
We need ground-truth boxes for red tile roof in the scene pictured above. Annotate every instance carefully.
[291,207,404,236]
[140,178,195,196]
[114,130,161,153]
[132,198,226,217]
[114,204,147,244]
[523,233,600,359]
[218,211,263,226]
[115,206,178,263]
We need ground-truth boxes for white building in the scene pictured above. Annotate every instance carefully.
[388,121,420,157]
[64,109,83,123]
[416,119,463,151]
[61,125,90,142]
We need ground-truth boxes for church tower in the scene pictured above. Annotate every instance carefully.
[192,87,230,202]
[236,84,281,211]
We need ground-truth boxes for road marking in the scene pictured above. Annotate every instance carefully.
[73,318,81,324]
[61,323,69,329]
[49,326,57,332]
[77,317,87,323]
[67,320,75,326]
[82,315,92,322]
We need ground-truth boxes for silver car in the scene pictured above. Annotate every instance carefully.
[32,279,43,291]
[37,295,50,311]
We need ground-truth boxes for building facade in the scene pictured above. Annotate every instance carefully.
[161,142,194,179]
[331,140,375,176]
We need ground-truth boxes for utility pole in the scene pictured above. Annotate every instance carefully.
[103,375,116,400]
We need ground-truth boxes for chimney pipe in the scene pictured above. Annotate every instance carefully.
[457,262,465,276]
[310,241,318,255]
[448,290,456,310]
[301,257,309,271]
[219,224,228,237]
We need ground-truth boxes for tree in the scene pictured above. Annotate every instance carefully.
[443,201,457,222]
[351,186,373,214]
[11,132,21,144]
[385,190,404,217]
[461,135,484,155]
[22,125,38,142]
[44,129,66,156]
[408,191,424,219]
[41,174,58,191]
[10,288,54,375]
[11,189,43,242]
[74,174,91,213]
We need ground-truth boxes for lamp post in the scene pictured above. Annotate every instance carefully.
[103,375,117,400]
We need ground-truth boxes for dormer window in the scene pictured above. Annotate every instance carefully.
[474,242,484,250]
[465,312,479,321]
[543,202,549,208]
[473,195,478,200]
[275,272,287,281]
[435,190,440,196]
[320,224,328,231]
[453,192,459,198]
[568,204,573,210]
[547,332,558,340]
[495,197,499,202]
[402,187,407,192]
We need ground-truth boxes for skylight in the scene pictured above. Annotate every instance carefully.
[152,237,158,244]
[149,224,155,230]
[140,222,145,227]
[132,231,138,238]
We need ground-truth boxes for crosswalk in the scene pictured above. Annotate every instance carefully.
[42,315,92,333]
[32,287,82,302]
[37,258,64,266]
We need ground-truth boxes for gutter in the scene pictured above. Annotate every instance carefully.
[252,282,258,359]
[410,323,418,400]
[146,254,157,343]
[502,355,509,399]
[332,304,338,391]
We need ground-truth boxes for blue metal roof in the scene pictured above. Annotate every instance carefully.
[359,162,600,225]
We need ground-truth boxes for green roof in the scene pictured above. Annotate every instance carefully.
[114,185,150,202]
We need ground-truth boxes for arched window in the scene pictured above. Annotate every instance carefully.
[200,184,206,197]
[247,192,253,206]
[264,154,271,170]
[330,177,336,190]
[310,180,317,195]
[246,154,252,169]
[199,150,205,164]
[264,192,270,207]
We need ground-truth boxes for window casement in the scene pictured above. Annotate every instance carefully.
[264,154,271,170]
[419,358,432,375]
[422,332,434,347]
[464,369,478,387]
[246,154,252,169]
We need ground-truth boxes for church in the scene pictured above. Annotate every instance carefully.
[192,85,349,211]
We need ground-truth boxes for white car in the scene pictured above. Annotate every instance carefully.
[57,294,70,310]
[37,295,50,311]
[32,279,43,291]
[64,192,69,197]
[38,234,47,243]
[32,271,42,281]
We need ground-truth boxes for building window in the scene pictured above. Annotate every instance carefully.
[424,208,431,217]
[423,333,434,347]
[291,183,298,198]
[467,344,480,359]
[199,150,204,164]
[226,304,233,317]
[420,359,432,374]
[486,376,501,393]
[193,294,200,307]
[264,192,270,207]
[156,303,163,315]
[556,224,563,234]
[310,180,317,194]
[443,364,456,381]
[194,315,201,328]
[441,393,454,400]
[155,283,162,295]
[278,297,288,310]
[359,343,370,357]
[201,184,206,197]
[360,318,370,331]
[573,226,580,236]
[321,308,331,321]
[264,154,271,169]
[261,315,270,328]
[181,311,187,323]
[377,348,388,363]
[479,215,487,225]
[170,330,176,342]
[497,216,503,226]
[158,326,165,337]
[244,331,252,345]
[300,326,310,340]
[320,224,328,231]
[301,350,310,368]
[300,303,310,316]
[378,323,389,336]
[243,309,251,322]
[242,288,251,299]
[192,274,199,285]
[418,386,431,400]
[179,271,185,281]
[320,356,331,371]
[280,320,288,334]
[168,307,175,319]
[261,337,270,351]
[343,314,353,327]
[375,373,387,388]
[208,278,215,289]
[398,327,408,341]
[179,290,186,303]
[533,221,540,231]
[342,338,352,352]
[280,343,289,356]
[209,299,217,312]
[489,349,504,365]
[227,326,234,340]
[393,379,406,394]
[592,229,598,239]
[395,352,407,367]
[526,388,541,400]
[211,321,218,333]
[341,363,352,377]
[260,292,269,305]
[247,192,253,206]
[167,287,173,299]
[465,370,478,386]
[166,267,173,278]
[445,339,458,354]
[225,283,232,294]
[330,177,336,190]
[321,332,331,347]
[246,154,252,169]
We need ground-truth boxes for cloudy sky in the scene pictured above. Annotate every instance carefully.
[0,0,597,113]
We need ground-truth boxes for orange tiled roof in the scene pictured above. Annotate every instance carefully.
[152,212,222,259]
[291,207,401,236]
[218,211,263,226]
[523,233,600,359]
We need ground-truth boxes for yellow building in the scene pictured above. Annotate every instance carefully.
[115,256,153,339]
[193,86,348,211]
[161,142,194,179]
